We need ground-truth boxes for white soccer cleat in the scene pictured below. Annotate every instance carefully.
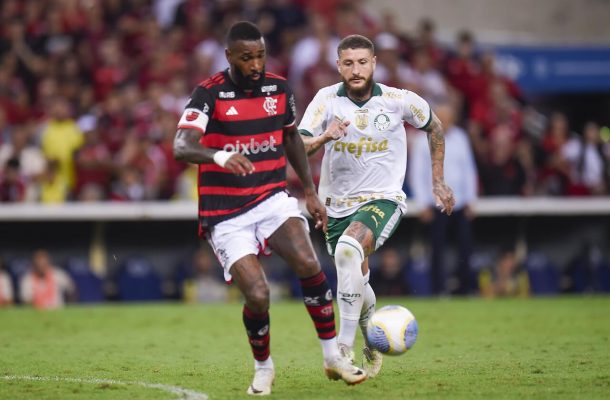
[362,346,383,378]
[324,355,368,385]
[247,368,275,396]
[338,343,355,365]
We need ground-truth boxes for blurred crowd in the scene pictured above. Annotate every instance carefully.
[2,240,608,309]
[0,0,609,204]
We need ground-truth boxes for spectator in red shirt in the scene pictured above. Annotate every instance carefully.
[470,51,523,105]
[538,112,572,195]
[412,18,446,70]
[0,157,26,202]
[445,30,481,109]
[93,37,129,101]
[469,79,523,161]
[478,124,530,196]
[73,116,113,200]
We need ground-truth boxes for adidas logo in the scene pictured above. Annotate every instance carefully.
[226,106,238,115]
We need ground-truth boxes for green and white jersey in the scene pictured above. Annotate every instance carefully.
[299,82,431,218]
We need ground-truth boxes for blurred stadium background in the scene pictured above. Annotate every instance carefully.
[0,0,609,306]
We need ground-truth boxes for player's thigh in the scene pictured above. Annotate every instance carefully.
[267,217,320,277]
[350,200,402,255]
[229,254,268,301]
[343,221,376,255]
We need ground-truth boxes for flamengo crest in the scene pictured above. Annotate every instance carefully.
[263,97,278,116]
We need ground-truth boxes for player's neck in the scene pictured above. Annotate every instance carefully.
[345,82,374,103]
[227,68,260,93]
[346,88,373,103]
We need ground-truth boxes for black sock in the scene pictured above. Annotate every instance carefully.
[300,271,336,340]
[243,305,270,361]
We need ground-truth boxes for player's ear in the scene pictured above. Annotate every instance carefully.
[372,55,377,70]
[225,48,231,63]
[336,59,341,73]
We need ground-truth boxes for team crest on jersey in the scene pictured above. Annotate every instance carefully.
[354,109,369,130]
[263,97,278,116]
[374,113,391,131]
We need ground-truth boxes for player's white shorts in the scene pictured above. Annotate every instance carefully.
[207,191,308,282]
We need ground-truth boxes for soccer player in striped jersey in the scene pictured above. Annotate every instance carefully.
[299,35,456,377]
[173,22,367,395]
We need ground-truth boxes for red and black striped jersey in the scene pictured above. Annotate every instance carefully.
[177,69,297,231]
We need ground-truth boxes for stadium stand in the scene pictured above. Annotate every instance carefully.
[0,1,608,301]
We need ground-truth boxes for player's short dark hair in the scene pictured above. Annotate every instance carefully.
[337,34,374,56]
[226,21,262,45]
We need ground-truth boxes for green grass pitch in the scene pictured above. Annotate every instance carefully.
[1,297,609,399]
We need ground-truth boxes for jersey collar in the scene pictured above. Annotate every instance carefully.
[337,81,382,107]
[224,68,266,94]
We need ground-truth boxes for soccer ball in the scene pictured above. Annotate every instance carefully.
[366,305,418,355]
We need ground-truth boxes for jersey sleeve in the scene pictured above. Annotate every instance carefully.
[401,90,432,130]
[284,84,297,128]
[177,86,215,134]
[298,89,327,137]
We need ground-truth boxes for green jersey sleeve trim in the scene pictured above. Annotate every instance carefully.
[420,108,433,131]
[299,129,314,137]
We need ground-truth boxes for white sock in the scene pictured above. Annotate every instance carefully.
[320,337,340,360]
[359,271,377,344]
[254,356,274,370]
[334,235,365,349]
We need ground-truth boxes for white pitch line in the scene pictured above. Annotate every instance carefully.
[1,375,208,400]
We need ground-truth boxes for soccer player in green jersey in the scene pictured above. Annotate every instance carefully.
[299,34,455,377]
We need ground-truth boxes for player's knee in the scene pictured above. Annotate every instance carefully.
[296,255,321,277]
[244,282,270,312]
[335,235,365,270]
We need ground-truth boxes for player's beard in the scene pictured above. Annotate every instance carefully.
[343,75,374,100]
[231,65,265,91]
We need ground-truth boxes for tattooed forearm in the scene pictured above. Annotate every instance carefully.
[301,134,327,156]
[424,111,456,214]
[425,112,445,184]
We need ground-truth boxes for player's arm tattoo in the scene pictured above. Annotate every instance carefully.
[284,125,317,194]
[173,128,216,164]
[424,112,445,184]
[300,134,328,156]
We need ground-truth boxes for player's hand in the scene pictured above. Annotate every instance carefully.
[224,153,255,176]
[433,181,456,215]
[323,116,350,141]
[304,191,328,232]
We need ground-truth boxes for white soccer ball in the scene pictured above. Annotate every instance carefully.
[366,305,418,355]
